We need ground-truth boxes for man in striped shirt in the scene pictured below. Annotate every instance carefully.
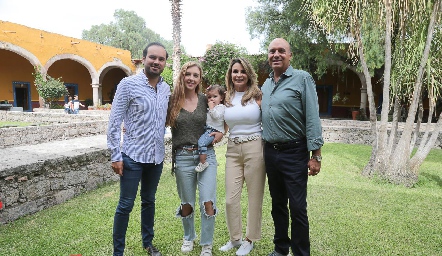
[107,42,170,256]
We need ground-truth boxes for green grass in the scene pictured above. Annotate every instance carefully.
[0,143,441,256]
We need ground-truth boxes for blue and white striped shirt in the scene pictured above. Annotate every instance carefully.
[107,71,170,164]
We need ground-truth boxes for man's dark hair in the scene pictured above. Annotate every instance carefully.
[143,42,169,59]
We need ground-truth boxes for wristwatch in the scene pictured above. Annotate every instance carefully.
[311,155,322,162]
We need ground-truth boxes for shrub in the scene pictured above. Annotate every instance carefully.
[33,66,68,108]
[200,41,247,86]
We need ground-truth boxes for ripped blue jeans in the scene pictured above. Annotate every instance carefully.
[174,147,217,246]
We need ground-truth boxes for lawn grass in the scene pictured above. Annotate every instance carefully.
[0,143,441,256]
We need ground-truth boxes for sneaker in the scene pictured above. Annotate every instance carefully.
[181,239,194,253]
[219,240,242,251]
[145,245,162,256]
[200,244,212,256]
[195,162,209,172]
[236,240,253,255]
[268,250,288,256]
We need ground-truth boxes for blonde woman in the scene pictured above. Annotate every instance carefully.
[219,58,266,256]
[166,61,223,256]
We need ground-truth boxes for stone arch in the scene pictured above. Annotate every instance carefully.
[44,53,99,83]
[0,41,43,71]
[98,60,133,82]
[95,61,133,106]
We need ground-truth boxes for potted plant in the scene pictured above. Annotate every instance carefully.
[103,103,112,110]
[351,108,360,120]
[84,98,93,109]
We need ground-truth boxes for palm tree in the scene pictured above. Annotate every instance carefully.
[170,0,182,86]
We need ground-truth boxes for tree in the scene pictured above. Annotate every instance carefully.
[245,0,380,113]
[309,0,442,186]
[170,0,182,86]
[82,9,174,59]
[33,67,68,108]
[200,42,247,86]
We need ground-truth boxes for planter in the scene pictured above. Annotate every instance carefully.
[352,110,359,120]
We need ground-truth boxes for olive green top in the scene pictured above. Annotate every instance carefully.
[171,93,208,151]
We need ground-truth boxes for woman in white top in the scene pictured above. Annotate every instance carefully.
[219,58,266,256]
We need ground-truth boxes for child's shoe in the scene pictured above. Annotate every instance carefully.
[195,162,209,172]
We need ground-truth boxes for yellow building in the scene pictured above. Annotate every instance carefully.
[0,20,137,110]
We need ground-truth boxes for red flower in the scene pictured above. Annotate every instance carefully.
[0,201,3,209]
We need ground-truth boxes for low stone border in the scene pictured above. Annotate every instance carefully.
[0,120,108,148]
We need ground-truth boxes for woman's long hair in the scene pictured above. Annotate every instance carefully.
[166,61,203,128]
[224,57,261,107]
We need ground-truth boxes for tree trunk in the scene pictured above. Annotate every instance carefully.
[374,0,393,176]
[357,31,379,176]
[385,0,441,186]
[170,0,182,86]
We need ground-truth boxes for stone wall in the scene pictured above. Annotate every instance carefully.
[0,120,109,148]
[0,147,117,224]
[0,109,109,123]
[321,120,442,148]
[0,110,110,148]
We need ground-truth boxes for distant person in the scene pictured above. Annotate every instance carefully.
[72,95,85,114]
[261,38,324,256]
[107,42,170,256]
[195,84,226,173]
[64,96,73,114]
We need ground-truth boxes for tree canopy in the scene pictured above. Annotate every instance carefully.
[81,9,175,59]
[200,41,247,86]
[246,0,364,78]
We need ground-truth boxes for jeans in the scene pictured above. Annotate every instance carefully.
[197,127,217,155]
[113,153,163,256]
[264,139,310,256]
[174,147,217,245]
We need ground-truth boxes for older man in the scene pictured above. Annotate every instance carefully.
[261,38,324,256]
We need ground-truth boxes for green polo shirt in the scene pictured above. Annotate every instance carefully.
[261,65,324,152]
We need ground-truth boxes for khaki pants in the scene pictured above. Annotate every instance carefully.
[224,139,266,241]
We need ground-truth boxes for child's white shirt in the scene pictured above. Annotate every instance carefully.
[206,104,226,133]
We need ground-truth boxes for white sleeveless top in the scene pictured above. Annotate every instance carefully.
[224,91,262,138]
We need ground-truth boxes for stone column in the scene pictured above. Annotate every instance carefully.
[92,84,100,107]
[360,88,367,110]
[98,84,103,105]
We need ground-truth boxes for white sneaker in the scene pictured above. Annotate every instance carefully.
[195,162,209,172]
[219,240,242,251]
[200,244,212,256]
[236,240,253,255]
[181,239,194,253]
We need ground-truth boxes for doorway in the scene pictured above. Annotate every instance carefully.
[64,83,78,102]
[316,85,332,117]
[13,82,31,111]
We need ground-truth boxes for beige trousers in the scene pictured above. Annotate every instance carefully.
[224,139,266,242]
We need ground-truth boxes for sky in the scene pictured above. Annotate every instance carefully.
[0,0,264,57]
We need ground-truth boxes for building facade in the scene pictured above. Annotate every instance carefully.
[0,21,137,110]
